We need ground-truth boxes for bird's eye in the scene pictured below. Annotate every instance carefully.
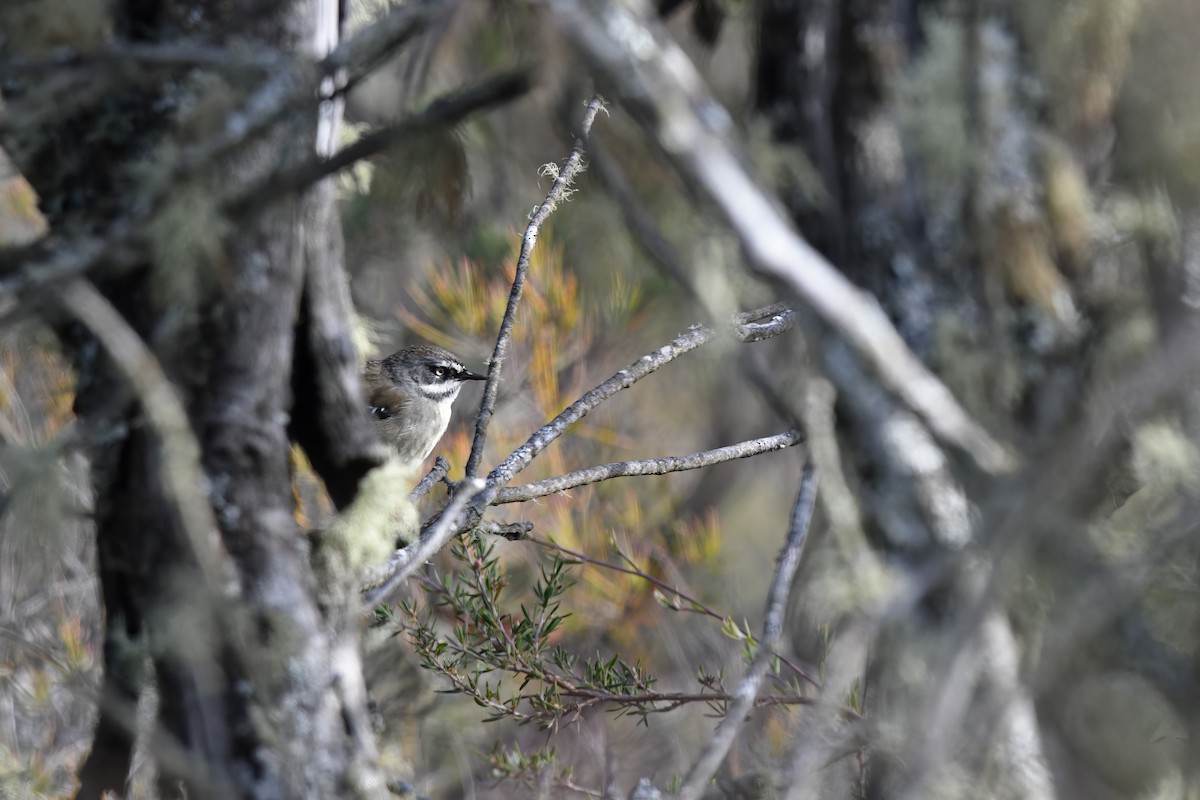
[432,366,447,378]
[370,406,392,420]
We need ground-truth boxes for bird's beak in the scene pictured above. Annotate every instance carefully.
[462,369,487,381]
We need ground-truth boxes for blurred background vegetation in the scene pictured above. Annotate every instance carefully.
[4,0,1200,797]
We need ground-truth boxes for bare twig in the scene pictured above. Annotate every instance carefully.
[362,477,485,607]
[481,323,715,500]
[428,304,796,534]
[730,303,797,342]
[475,520,532,539]
[409,455,450,502]
[677,460,819,800]
[549,0,1014,474]
[492,430,802,504]
[465,94,606,479]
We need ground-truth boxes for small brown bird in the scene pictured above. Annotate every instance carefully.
[363,344,486,466]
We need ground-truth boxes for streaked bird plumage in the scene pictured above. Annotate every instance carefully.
[363,344,485,465]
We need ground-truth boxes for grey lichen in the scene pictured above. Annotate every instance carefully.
[320,456,419,577]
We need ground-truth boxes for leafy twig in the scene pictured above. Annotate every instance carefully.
[524,533,819,688]
[465,94,606,479]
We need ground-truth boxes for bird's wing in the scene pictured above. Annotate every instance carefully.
[363,360,408,412]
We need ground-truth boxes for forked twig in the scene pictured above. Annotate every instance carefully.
[481,323,715,501]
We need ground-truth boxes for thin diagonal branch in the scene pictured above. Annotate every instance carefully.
[232,68,533,212]
[482,322,715,500]
[361,477,485,607]
[55,279,233,592]
[677,459,819,800]
[465,94,606,479]
[550,0,1014,474]
[492,430,803,504]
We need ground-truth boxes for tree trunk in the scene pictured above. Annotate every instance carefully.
[1,1,389,797]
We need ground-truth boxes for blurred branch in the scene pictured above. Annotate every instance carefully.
[323,0,448,83]
[0,72,528,331]
[361,477,484,606]
[824,338,972,550]
[549,0,1015,474]
[0,226,141,324]
[465,94,607,479]
[0,1,446,308]
[677,460,819,800]
[0,40,287,79]
[233,68,534,212]
[587,133,697,294]
[492,430,803,503]
[54,279,233,592]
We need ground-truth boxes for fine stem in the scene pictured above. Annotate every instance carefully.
[464,94,605,478]
[677,460,819,800]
